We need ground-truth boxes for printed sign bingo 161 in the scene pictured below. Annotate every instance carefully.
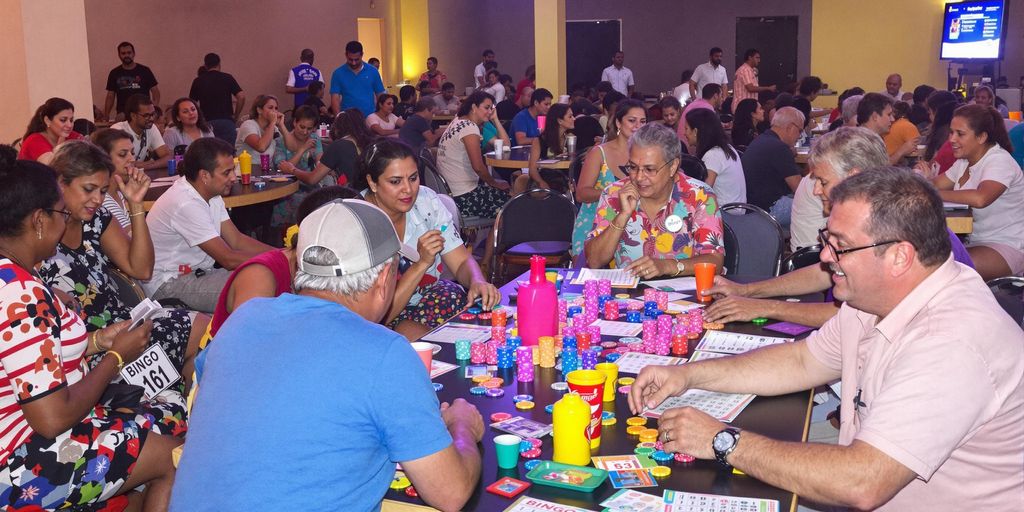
[120,344,181,398]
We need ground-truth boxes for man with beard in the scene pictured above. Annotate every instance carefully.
[103,41,160,120]
[111,94,171,170]
[330,40,385,117]
[689,47,728,102]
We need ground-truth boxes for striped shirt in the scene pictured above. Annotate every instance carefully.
[0,259,88,462]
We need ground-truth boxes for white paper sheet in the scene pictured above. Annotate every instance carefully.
[613,352,686,375]
[696,330,793,355]
[420,324,492,344]
[663,490,779,512]
[571,268,639,288]
[643,388,755,422]
[640,276,697,291]
[588,319,643,337]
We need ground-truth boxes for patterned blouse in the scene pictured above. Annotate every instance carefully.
[588,173,724,268]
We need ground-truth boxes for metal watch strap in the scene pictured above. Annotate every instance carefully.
[714,427,741,467]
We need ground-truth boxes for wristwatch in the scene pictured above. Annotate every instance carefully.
[675,260,686,276]
[712,427,741,467]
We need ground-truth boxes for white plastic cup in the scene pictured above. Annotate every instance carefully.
[559,94,570,104]
[494,139,504,157]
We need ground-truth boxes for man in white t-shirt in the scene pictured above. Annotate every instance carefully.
[474,49,495,88]
[601,51,634,96]
[689,47,729,101]
[111,93,170,171]
[144,137,274,312]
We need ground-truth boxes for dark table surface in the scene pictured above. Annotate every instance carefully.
[385,269,816,511]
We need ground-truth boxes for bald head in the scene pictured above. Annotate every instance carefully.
[770,106,806,146]
[885,74,902,96]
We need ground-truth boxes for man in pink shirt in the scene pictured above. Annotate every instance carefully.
[630,168,1024,510]
[734,48,776,104]
[677,83,724,151]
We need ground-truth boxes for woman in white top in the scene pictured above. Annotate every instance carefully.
[683,108,747,205]
[934,104,1024,280]
[235,94,293,159]
[481,69,505,103]
[162,97,214,152]
[90,128,138,231]
[365,94,404,137]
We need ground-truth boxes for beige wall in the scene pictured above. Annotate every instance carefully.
[84,0,399,115]
[1,0,92,144]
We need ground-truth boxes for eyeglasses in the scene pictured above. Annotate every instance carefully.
[136,111,156,119]
[44,208,72,222]
[817,228,899,259]
[620,159,676,179]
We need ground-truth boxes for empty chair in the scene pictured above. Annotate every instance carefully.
[490,188,576,283]
[783,244,822,273]
[986,276,1024,326]
[720,202,785,278]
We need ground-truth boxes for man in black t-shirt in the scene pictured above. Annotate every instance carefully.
[741,106,805,228]
[103,42,160,121]
[189,53,246,144]
[399,100,441,153]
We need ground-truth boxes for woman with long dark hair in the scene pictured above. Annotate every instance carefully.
[730,98,764,148]
[18,97,83,163]
[162,97,214,152]
[684,108,746,205]
[315,108,374,186]
[525,103,575,193]
[915,90,960,177]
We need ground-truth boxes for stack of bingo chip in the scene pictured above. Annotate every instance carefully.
[490,324,506,343]
[455,339,472,360]
[641,319,657,353]
[644,300,660,319]
[625,300,643,323]
[557,299,568,325]
[505,335,522,351]
[538,336,556,368]
[562,324,576,341]
[485,341,499,365]
[643,288,658,303]
[603,299,619,320]
[656,314,673,339]
[497,346,515,369]
[516,346,535,382]
[671,328,688,356]
[655,290,669,312]
[581,349,598,370]
[577,331,592,352]
[597,294,613,311]
[597,278,612,296]
[582,280,599,326]
[561,347,579,373]
[587,325,601,344]
[492,308,508,328]
[470,341,487,364]
[687,309,704,339]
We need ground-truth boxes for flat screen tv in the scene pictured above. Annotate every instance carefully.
[940,0,1007,60]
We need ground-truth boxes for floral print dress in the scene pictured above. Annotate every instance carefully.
[38,209,194,373]
[588,173,725,267]
[571,146,617,256]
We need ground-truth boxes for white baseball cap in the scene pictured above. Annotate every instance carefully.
[297,199,418,276]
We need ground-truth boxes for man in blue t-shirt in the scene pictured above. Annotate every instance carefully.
[170,200,484,512]
[286,48,324,108]
[511,88,553,146]
[330,40,386,117]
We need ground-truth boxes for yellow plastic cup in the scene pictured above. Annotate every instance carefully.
[566,369,606,448]
[594,362,619,402]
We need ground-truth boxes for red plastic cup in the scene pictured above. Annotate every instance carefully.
[566,369,606,448]
[694,262,717,303]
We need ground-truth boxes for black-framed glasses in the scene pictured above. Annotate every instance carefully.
[44,208,72,222]
[817,228,899,259]
[619,159,676,179]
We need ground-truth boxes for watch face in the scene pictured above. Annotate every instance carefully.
[713,431,734,451]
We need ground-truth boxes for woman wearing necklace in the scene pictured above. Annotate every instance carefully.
[0,146,184,510]
[584,123,725,278]
[361,139,500,340]
[39,141,208,383]
[162,97,214,152]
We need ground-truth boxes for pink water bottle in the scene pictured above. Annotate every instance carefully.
[517,255,557,346]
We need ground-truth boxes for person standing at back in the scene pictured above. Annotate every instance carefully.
[689,47,728,101]
[103,41,160,122]
[601,51,635,96]
[329,40,385,117]
[733,49,775,104]
[285,48,324,109]
[189,53,246,144]
[474,49,496,88]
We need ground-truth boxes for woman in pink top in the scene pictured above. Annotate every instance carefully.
[17,97,83,164]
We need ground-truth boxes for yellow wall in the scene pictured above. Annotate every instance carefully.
[1,0,93,144]
[399,0,430,85]
[811,0,949,107]
[534,0,566,95]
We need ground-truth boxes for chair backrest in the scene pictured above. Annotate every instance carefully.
[419,154,452,195]
[783,244,822,273]
[492,189,577,253]
[107,266,147,308]
[987,276,1024,326]
[678,154,708,182]
[720,202,785,278]
[435,193,462,231]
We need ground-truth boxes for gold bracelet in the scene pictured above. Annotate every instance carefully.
[129,211,145,218]
[608,221,626,231]
[91,332,102,352]
[106,350,124,370]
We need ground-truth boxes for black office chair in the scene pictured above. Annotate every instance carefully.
[986,276,1024,326]
[783,244,823,273]
[490,188,576,283]
[720,203,785,278]
[678,154,708,182]
[418,155,494,251]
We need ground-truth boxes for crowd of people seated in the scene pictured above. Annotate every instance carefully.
[3,34,1023,511]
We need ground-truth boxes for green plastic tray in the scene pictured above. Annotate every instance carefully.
[524,460,608,492]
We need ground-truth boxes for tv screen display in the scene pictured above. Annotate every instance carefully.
[940,0,1006,59]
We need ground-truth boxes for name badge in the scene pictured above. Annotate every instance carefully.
[120,344,181,399]
[665,214,684,233]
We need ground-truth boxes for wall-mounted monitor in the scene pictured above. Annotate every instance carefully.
[940,0,1007,60]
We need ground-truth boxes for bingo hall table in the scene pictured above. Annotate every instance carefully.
[383,269,818,512]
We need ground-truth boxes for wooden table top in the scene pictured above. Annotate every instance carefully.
[142,172,299,211]
[485,146,571,170]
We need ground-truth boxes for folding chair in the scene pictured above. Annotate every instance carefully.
[720,202,785,279]
[782,244,823,273]
[490,188,576,283]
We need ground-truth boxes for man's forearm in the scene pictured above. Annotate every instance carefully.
[744,264,831,298]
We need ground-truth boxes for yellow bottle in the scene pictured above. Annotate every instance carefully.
[238,151,252,185]
[552,392,592,466]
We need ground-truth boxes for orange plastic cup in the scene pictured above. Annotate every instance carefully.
[694,262,717,303]
[1009,111,1022,122]
[410,342,434,373]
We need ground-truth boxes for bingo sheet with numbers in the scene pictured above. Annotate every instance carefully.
[696,330,793,355]
[663,489,779,512]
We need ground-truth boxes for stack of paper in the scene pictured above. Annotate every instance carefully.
[571,268,639,288]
